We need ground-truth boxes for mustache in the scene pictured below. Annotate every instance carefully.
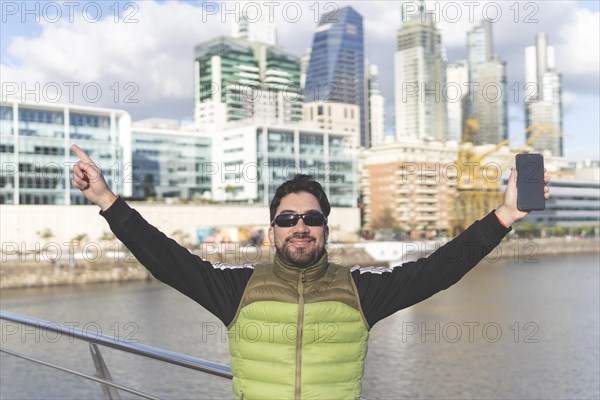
[285,233,316,243]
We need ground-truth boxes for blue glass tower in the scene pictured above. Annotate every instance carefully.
[304,7,369,147]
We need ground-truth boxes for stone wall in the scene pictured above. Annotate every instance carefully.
[1,238,597,289]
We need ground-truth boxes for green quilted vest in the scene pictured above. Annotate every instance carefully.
[227,253,369,400]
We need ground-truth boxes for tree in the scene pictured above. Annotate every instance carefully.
[371,205,397,230]
[224,185,238,201]
[516,222,541,238]
[98,231,116,249]
[71,233,89,248]
[36,228,54,241]
[550,224,567,237]
[98,231,115,242]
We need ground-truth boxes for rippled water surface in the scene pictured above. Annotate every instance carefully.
[1,253,599,399]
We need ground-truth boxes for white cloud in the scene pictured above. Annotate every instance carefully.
[1,0,598,131]
[562,90,579,114]
[1,1,228,117]
[556,8,600,80]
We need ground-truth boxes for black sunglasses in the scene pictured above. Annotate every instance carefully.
[271,212,328,227]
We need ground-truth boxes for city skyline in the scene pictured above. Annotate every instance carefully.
[1,1,598,160]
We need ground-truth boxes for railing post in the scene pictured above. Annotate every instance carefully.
[89,343,122,400]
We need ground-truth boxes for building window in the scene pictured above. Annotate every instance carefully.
[0,106,13,120]
[317,105,323,116]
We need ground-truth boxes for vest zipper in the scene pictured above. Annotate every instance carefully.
[295,269,306,400]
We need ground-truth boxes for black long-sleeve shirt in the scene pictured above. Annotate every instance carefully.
[101,197,510,328]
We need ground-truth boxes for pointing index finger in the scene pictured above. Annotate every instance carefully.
[71,144,93,163]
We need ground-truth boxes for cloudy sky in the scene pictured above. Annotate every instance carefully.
[1,0,598,161]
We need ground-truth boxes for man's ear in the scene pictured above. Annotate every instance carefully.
[268,226,275,244]
[325,225,329,243]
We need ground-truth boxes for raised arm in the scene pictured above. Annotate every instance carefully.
[71,144,118,211]
[354,167,551,328]
[70,144,252,325]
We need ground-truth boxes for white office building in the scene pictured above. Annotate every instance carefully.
[519,177,599,227]
[211,124,358,207]
[0,100,131,205]
[130,119,212,200]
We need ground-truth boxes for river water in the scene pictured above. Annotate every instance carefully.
[1,253,599,400]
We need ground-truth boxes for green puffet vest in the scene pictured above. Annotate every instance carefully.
[227,252,370,400]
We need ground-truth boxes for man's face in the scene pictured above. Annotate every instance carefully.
[268,191,329,268]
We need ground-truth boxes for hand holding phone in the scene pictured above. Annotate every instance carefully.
[516,153,546,211]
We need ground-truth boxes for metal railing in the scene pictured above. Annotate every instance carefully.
[0,310,232,400]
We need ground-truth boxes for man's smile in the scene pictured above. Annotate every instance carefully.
[287,236,316,248]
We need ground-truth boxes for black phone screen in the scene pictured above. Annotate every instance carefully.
[516,153,545,211]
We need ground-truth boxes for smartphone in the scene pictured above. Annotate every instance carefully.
[516,153,546,211]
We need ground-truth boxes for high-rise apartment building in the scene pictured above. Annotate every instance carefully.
[394,9,447,141]
[194,37,302,130]
[368,65,386,147]
[525,33,563,156]
[303,6,369,147]
[467,20,508,145]
[361,138,458,237]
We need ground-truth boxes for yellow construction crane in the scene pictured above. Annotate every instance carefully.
[448,119,561,237]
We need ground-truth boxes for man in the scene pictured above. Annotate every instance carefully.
[71,144,550,400]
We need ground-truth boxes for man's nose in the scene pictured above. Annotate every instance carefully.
[292,217,310,233]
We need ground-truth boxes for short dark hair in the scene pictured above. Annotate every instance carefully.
[270,174,330,222]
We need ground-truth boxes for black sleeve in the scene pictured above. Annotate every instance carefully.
[353,211,511,328]
[100,197,253,326]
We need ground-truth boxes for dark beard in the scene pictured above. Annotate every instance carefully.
[276,234,322,268]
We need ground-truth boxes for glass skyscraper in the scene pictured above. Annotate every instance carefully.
[303,6,369,148]
[467,20,508,145]
[394,9,447,142]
